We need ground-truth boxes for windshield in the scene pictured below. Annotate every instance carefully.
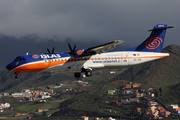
[14,57,26,61]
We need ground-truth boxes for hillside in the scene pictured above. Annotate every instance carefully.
[110,44,180,87]
[157,82,180,107]
[51,45,180,119]
[0,71,76,92]
[0,69,125,93]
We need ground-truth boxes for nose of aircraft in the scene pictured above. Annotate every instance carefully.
[6,63,14,71]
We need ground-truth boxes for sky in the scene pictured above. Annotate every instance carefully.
[1,0,180,70]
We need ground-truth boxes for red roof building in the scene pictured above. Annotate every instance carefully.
[110,101,121,106]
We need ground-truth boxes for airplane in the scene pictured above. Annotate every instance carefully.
[6,24,173,78]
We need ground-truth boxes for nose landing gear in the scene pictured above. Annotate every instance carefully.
[14,72,20,79]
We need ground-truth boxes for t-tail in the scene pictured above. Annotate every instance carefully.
[125,24,174,52]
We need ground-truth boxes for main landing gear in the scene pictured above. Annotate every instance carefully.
[74,69,92,78]
[74,73,81,78]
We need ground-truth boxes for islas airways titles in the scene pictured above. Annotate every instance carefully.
[6,24,173,78]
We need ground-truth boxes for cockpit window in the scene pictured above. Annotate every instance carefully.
[14,57,26,61]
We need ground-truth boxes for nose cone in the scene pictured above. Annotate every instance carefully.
[6,63,14,71]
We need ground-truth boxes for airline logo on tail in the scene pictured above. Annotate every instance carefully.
[145,37,163,50]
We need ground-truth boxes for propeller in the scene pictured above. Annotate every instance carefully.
[47,47,55,54]
[68,43,76,58]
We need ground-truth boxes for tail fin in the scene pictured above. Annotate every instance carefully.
[125,24,173,52]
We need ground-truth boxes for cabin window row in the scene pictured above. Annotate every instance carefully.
[46,57,126,62]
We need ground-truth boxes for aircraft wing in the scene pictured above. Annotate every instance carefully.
[85,40,124,54]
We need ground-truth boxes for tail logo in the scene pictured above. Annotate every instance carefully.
[145,37,163,49]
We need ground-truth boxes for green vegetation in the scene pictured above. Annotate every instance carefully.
[15,102,59,113]
[158,83,180,108]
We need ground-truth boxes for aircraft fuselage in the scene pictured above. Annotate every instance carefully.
[7,51,169,74]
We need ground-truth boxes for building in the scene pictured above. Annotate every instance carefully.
[108,117,116,120]
[121,99,130,104]
[134,107,142,115]
[12,93,24,97]
[110,101,121,106]
[125,90,133,94]
[36,109,43,113]
[173,108,180,113]
[48,89,53,93]
[144,93,154,99]
[41,95,51,99]
[55,86,61,88]
[136,93,144,98]
[123,84,132,89]
[2,93,9,96]
[147,102,158,107]
[129,98,139,103]
[22,89,31,93]
[81,116,89,120]
[168,104,179,112]
[132,83,141,88]
[146,106,159,119]
[161,111,171,117]
[159,109,165,116]
[108,90,116,95]
[133,89,139,94]
[109,71,116,74]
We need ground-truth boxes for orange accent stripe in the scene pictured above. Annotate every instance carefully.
[131,55,169,59]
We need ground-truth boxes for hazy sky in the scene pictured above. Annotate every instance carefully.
[1,0,180,69]
[0,1,179,44]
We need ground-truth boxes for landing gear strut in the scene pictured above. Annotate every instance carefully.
[14,72,19,79]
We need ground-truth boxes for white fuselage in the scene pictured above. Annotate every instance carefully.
[42,51,169,73]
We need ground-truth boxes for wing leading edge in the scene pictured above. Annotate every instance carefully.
[85,40,124,54]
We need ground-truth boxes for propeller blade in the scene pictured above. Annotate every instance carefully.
[73,45,76,52]
[68,43,73,52]
[47,48,51,54]
[68,43,76,58]
[52,47,55,54]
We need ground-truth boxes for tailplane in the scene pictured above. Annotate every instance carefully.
[125,24,173,52]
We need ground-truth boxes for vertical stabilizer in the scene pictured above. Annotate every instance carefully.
[125,24,173,52]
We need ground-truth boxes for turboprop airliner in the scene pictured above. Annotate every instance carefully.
[6,24,173,78]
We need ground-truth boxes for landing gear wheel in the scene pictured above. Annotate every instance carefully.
[74,73,81,78]
[14,72,19,79]
[85,70,92,77]
[15,74,19,79]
